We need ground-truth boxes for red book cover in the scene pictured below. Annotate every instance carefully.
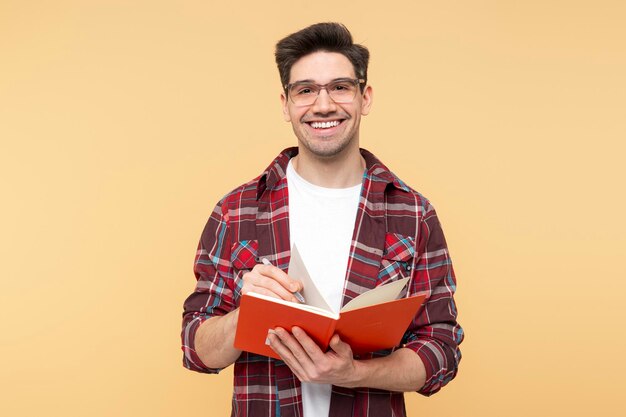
[234,281,425,359]
[234,293,339,360]
[233,246,425,359]
[334,294,425,355]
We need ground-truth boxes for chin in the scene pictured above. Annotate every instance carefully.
[302,140,353,159]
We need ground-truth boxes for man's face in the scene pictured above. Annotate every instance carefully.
[281,51,373,159]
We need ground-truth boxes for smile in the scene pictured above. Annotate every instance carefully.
[307,120,342,129]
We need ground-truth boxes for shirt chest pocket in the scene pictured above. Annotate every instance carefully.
[231,239,259,269]
[377,232,415,285]
[231,239,259,288]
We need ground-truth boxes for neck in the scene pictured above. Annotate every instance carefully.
[292,146,365,188]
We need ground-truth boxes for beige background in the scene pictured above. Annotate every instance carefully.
[1,0,625,416]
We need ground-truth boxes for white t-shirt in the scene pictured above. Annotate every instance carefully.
[286,160,361,417]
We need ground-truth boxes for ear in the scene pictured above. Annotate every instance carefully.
[280,92,291,122]
[360,85,373,116]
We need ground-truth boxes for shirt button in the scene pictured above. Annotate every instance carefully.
[405,264,412,271]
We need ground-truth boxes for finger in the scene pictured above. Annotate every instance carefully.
[328,334,353,358]
[274,328,317,368]
[267,329,308,380]
[242,271,292,300]
[244,285,286,300]
[291,326,326,360]
[278,327,329,381]
[243,269,298,301]
[255,263,303,294]
[255,274,297,301]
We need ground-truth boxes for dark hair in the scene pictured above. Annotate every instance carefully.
[275,22,370,93]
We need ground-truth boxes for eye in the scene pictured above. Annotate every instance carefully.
[331,81,354,92]
[293,84,317,95]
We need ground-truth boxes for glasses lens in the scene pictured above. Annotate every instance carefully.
[328,80,358,103]
[289,83,319,106]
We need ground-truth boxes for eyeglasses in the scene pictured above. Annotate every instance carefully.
[285,78,365,107]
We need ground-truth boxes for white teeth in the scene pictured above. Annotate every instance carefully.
[310,120,340,129]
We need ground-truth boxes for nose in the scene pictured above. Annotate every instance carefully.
[310,87,337,114]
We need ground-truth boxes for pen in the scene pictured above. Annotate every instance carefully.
[261,257,306,303]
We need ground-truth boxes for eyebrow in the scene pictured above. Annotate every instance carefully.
[289,77,354,85]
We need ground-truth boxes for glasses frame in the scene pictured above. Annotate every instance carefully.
[284,78,366,107]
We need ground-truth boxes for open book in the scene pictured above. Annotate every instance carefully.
[233,246,426,359]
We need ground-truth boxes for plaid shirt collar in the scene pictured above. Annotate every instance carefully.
[256,147,410,200]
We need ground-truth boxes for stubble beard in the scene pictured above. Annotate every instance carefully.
[294,118,359,160]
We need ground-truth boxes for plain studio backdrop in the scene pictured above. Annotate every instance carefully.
[1,1,624,416]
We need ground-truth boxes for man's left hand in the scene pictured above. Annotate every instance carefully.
[266,327,362,388]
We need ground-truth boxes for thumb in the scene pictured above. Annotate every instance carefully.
[329,334,352,356]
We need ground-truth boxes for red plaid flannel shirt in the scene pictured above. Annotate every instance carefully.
[182,148,463,417]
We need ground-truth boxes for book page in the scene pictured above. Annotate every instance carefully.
[245,292,339,319]
[288,244,333,312]
[340,276,410,312]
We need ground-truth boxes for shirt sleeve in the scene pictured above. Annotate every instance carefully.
[181,199,236,374]
[402,203,464,396]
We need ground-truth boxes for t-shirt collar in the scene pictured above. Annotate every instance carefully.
[256,147,410,200]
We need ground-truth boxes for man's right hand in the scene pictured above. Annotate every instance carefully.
[242,262,303,303]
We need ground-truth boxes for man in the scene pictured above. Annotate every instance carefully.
[182,23,463,417]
